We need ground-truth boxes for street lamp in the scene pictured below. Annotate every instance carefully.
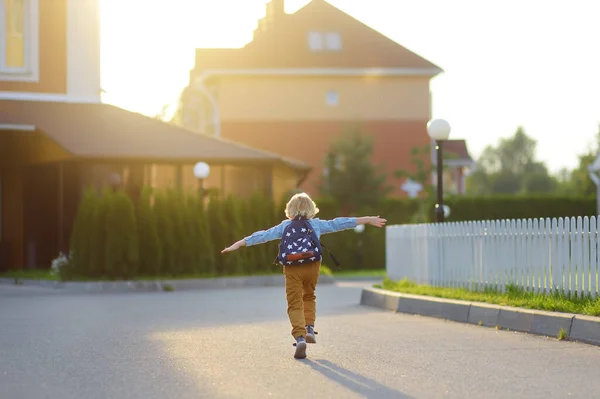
[427,119,451,223]
[193,162,210,199]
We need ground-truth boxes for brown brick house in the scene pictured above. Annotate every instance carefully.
[180,0,458,197]
[0,0,309,270]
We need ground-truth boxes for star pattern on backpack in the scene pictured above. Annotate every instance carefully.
[276,218,324,266]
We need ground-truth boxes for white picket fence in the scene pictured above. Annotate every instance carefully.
[386,216,600,297]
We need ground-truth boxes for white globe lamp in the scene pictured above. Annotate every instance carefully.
[427,119,451,141]
[193,162,210,179]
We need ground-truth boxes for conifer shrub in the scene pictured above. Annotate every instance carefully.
[104,190,139,279]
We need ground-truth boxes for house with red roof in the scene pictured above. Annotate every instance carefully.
[180,0,474,197]
[0,0,310,271]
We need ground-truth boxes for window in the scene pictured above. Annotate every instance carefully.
[325,32,342,51]
[307,31,342,52]
[307,31,323,51]
[0,0,39,81]
[326,90,339,106]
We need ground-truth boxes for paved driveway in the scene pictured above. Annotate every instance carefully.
[1,281,599,398]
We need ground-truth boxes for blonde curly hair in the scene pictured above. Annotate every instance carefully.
[285,192,320,219]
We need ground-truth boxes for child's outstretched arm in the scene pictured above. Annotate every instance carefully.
[316,216,387,235]
[221,238,247,253]
[356,216,387,228]
[221,221,286,254]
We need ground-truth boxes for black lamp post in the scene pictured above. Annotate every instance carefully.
[427,119,451,223]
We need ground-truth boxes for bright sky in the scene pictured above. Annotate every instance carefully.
[100,0,600,173]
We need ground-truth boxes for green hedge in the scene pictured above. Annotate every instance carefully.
[67,188,284,280]
[440,196,597,222]
[65,188,597,280]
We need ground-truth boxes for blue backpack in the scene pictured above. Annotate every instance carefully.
[275,217,340,267]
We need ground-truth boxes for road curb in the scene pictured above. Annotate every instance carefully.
[0,274,336,292]
[360,286,600,346]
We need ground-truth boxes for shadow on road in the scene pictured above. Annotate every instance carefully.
[301,358,413,398]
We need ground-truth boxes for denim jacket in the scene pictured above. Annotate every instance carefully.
[244,217,357,247]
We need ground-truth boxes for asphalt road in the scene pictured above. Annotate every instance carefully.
[1,280,600,399]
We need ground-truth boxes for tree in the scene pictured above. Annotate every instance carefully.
[136,186,162,276]
[319,127,391,214]
[154,190,176,275]
[68,188,98,279]
[394,145,435,222]
[560,124,600,197]
[89,189,112,278]
[105,190,139,279]
[188,193,215,275]
[394,145,433,193]
[466,126,556,195]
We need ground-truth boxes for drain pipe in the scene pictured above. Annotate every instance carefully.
[195,72,221,137]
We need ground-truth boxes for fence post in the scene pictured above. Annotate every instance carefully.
[584,216,590,297]
[593,216,599,297]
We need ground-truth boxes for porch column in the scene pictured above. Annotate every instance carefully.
[264,166,273,199]
[175,164,183,190]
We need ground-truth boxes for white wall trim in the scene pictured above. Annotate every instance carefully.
[0,91,100,103]
[66,0,101,102]
[0,123,36,131]
[0,0,40,83]
[196,67,442,79]
[192,67,443,137]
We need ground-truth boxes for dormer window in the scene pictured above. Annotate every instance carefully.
[307,31,323,51]
[307,31,342,52]
[0,0,39,82]
[325,32,342,51]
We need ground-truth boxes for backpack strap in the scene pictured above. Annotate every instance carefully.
[320,242,341,268]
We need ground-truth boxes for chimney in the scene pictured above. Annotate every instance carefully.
[254,0,285,41]
[269,0,285,18]
[266,0,285,27]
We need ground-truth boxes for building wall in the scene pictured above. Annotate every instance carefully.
[188,74,433,197]
[0,166,24,269]
[0,0,101,102]
[0,0,67,94]
[221,120,431,197]
[272,165,301,203]
[215,76,431,122]
[147,163,299,201]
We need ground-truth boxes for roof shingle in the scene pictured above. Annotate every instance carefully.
[194,0,441,73]
[0,100,310,170]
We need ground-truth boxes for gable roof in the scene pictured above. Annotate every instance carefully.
[431,139,474,167]
[194,0,441,73]
[0,100,310,171]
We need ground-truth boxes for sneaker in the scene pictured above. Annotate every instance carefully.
[293,336,307,359]
[306,325,317,344]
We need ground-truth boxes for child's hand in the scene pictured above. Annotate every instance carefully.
[221,239,246,254]
[368,216,387,227]
[221,244,239,253]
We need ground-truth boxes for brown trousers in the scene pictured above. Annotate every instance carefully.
[283,261,321,338]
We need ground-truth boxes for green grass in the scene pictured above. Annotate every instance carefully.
[380,277,600,317]
[558,327,568,340]
[332,269,386,278]
[0,269,284,282]
[1,266,385,283]
[0,269,58,281]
